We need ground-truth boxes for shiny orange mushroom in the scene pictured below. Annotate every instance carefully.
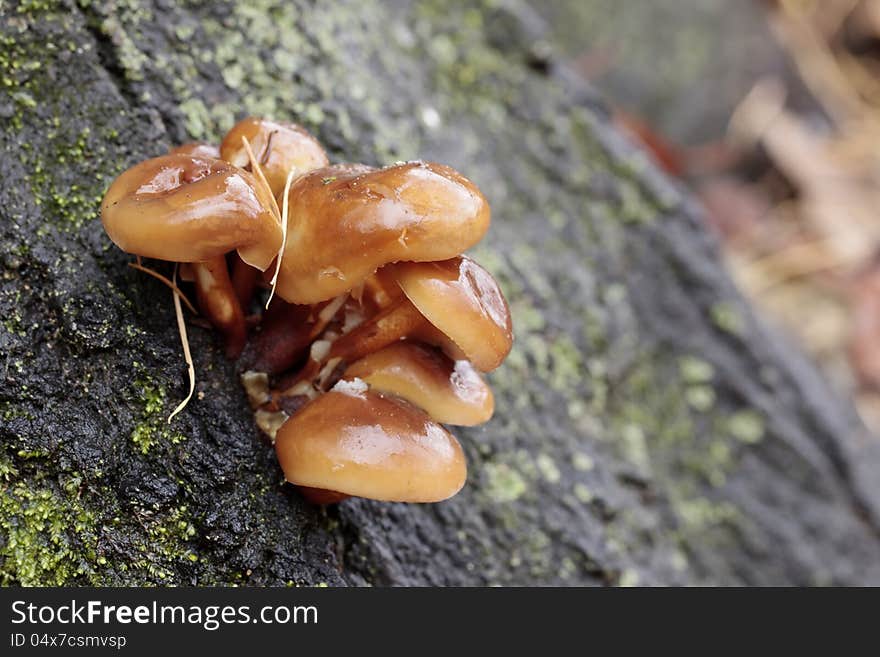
[168,142,221,159]
[272,161,491,305]
[391,256,513,372]
[342,342,493,425]
[101,153,282,357]
[101,154,281,269]
[275,382,467,503]
[220,117,329,197]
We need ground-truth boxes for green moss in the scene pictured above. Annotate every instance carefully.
[137,505,198,580]
[0,455,19,482]
[129,381,188,454]
[0,479,100,586]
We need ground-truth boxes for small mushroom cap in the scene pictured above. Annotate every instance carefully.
[275,385,467,502]
[343,342,493,426]
[101,154,282,270]
[220,117,329,196]
[274,161,491,304]
[390,256,513,371]
[168,142,221,159]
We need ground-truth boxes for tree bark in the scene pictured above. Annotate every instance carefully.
[1,0,879,586]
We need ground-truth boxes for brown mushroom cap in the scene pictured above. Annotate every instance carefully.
[101,154,282,270]
[343,342,493,426]
[220,117,329,196]
[274,161,491,304]
[168,142,221,159]
[388,256,513,371]
[274,384,467,502]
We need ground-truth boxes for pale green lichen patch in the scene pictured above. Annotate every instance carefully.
[710,301,745,336]
[594,343,757,555]
[536,453,561,484]
[679,356,714,383]
[617,423,651,476]
[482,462,528,503]
[725,410,765,444]
[572,452,595,472]
[686,384,716,412]
[675,498,739,534]
[573,482,594,503]
[617,568,640,587]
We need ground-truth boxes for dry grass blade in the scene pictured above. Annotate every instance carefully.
[241,135,281,221]
[265,168,297,309]
[167,265,196,424]
[128,261,199,315]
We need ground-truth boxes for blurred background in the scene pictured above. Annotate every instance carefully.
[535,0,880,434]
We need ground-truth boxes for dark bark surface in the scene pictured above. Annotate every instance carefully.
[1,0,879,586]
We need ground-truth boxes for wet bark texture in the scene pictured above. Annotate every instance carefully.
[2,0,879,586]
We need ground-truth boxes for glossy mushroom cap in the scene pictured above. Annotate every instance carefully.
[220,117,329,196]
[343,342,493,426]
[389,256,513,371]
[274,383,467,502]
[168,142,221,158]
[274,161,491,304]
[101,154,282,271]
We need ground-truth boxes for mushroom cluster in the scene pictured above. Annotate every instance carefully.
[100,116,513,504]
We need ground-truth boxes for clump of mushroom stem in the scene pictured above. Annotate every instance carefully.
[100,114,513,504]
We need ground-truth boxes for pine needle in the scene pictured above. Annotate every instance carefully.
[265,167,297,309]
[241,134,292,307]
[241,135,281,221]
[167,265,196,424]
[128,262,198,315]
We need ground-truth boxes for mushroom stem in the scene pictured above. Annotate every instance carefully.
[230,254,259,310]
[243,294,350,376]
[192,256,247,359]
[361,270,403,310]
[242,301,315,375]
[273,297,426,401]
[324,297,426,365]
